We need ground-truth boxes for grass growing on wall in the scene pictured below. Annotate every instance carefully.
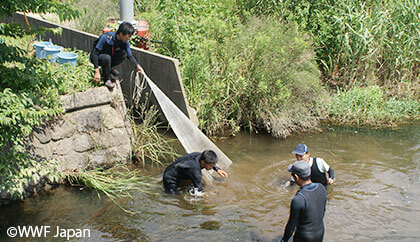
[66,165,155,198]
[66,164,158,214]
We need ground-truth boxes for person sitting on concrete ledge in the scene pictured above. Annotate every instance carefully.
[90,22,142,89]
[163,150,228,196]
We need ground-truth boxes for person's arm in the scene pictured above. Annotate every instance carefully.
[213,165,228,178]
[316,158,335,184]
[327,168,335,184]
[125,42,142,74]
[185,168,203,192]
[282,195,304,241]
[91,36,106,83]
[128,55,137,65]
[91,48,101,83]
[289,176,295,186]
[328,168,334,180]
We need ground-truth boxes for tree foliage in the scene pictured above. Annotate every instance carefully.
[0,0,80,200]
[0,0,79,21]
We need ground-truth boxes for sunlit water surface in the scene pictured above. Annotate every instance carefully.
[1,125,419,241]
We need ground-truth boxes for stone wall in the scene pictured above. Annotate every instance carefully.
[0,83,133,205]
[27,83,133,172]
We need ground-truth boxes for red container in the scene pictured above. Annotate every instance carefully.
[102,18,151,50]
[135,19,150,49]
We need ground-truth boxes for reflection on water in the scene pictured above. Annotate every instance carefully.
[1,125,419,241]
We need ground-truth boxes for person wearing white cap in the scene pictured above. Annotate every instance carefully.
[280,160,327,242]
[289,144,335,187]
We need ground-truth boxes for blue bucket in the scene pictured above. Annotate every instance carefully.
[43,45,63,62]
[33,41,53,59]
[57,52,78,67]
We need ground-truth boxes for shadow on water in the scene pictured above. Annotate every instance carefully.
[1,123,420,241]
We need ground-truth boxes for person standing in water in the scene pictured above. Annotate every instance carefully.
[289,144,335,187]
[281,160,327,242]
[162,150,228,196]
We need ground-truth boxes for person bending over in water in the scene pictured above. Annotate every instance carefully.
[162,150,228,196]
[289,144,335,187]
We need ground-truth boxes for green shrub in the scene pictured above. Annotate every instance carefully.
[184,17,325,137]
[328,86,420,126]
[62,0,118,35]
[134,1,326,137]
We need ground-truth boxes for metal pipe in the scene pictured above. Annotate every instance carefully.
[119,0,135,24]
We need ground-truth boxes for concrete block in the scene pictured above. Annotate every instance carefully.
[50,118,76,141]
[61,87,112,112]
[54,138,73,155]
[73,133,93,152]
[33,127,51,144]
[59,153,88,171]
[75,108,103,132]
[101,106,125,129]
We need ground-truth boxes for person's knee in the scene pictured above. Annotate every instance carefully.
[102,55,112,64]
[163,180,178,195]
[164,187,178,195]
[99,54,112,65]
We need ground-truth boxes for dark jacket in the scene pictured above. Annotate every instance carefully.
[163,152,219,192]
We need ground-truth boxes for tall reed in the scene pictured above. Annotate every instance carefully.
[132,94,179,166]
[66,164,158,213]
[237,0,420,88]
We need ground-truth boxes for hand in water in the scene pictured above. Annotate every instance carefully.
[217,169,228,178]
[189,187,205,197]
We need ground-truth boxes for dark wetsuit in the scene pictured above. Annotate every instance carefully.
[283,182,327,242]
[162,152,219,194]
[311,158,335,187]
[290,158,335,187]
[90,32,138,82]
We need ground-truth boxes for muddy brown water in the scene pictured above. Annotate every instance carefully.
[1,125,419,241]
